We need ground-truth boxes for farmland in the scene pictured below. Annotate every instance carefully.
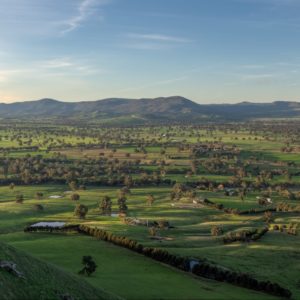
[0,120,300,299]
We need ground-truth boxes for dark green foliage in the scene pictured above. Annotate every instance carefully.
[24,224,80,233]
[78,256,97,277]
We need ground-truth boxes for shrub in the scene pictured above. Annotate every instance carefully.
[78,256,97,276]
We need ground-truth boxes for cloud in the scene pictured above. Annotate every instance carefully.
[124,42,172,50]
[124,32,193,50]
[42,58,74,69]
[0,55,105,87]
[0,1,111,37]
[60,0,111,34]
[127,33,192,43]
[39,57,105,77]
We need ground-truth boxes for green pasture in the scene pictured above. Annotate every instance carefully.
[0,184,299,298]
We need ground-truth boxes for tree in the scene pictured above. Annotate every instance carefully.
[239,188,246,201]
[124,175,133,188]
[15,194,24,204]
[74,204,88,219]
[146,194,155,206]
[78,256,97,276]
[119,186,131,196]
[33,204,44,211]
[35,192,43,200]
[171,183,188,201]
[263,211,273,224]
[69,180,78,191]
[71,193,80,201]
[149,227,158,237]
[190,160,198,175]
[99,196,112,215]
[211,225,223,236]
[118,195,128,214]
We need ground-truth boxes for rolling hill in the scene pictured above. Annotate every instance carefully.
[0,242,120,300]
[0,96,299,124]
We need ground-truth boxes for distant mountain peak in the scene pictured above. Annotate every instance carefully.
[0,96,299,123]
[38,98,60,102]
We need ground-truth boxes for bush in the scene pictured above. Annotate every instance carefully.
[78,256,97,276]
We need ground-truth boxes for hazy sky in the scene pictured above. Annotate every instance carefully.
[1,0,300,103]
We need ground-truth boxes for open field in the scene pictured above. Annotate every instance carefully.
[0,121,300,299]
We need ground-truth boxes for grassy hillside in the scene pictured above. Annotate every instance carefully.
[0,182,298,298]
[1,233,277,300]
[0,242,120,300]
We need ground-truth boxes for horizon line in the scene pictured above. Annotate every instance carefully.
[0,96,299,105]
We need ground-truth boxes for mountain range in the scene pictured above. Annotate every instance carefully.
[0,96,299,124]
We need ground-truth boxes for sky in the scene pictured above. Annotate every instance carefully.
[1,0,300,103]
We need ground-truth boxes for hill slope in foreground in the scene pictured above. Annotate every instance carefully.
[0,242,120,300]
[0,97,300,123]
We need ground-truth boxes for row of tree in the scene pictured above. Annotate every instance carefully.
[75,224,291,299]
[223,228,268,244]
